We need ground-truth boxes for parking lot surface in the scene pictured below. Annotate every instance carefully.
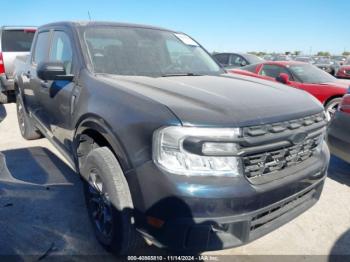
[0,103,349,259]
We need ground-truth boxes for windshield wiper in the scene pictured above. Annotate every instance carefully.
[161,73,203,77]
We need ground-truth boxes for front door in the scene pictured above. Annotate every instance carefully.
[38,29,77,151]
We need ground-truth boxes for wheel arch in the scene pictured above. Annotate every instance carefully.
[324,94,344,106]
[74,114,132,175]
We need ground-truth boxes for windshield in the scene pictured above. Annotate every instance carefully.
[289,64,336,83]
[83,26,222,77]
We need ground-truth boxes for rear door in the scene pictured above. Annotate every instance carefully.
[1,28,36,78]
[25,30,51,120]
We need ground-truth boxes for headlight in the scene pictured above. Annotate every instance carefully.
[152,126,241,177]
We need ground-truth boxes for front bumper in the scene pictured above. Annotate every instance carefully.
[128,143,329,251]
[0,74,14,91]
[141,179,324,251]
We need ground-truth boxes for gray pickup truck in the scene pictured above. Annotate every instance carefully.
[0,26,36,103]
[14,21,329,254]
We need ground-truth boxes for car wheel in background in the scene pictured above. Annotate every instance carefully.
[325,97,343,120]
[16,94,42,140]
[82,147,144,255]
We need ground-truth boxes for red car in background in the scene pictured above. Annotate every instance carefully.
[230,61,349,119]
[336,59,350,79]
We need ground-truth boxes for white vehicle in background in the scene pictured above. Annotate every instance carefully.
[0,26,36,103]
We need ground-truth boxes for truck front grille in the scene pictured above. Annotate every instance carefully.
[243,136,321,178]
[240,113,327,182]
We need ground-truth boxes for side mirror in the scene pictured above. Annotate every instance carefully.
[37,61,73,81]
[240,61,247,67]
[276,73,290,85]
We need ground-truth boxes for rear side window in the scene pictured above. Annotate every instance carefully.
[33,31,50,64]
[1,29,35,52]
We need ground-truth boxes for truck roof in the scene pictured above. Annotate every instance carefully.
[39,21,176,33]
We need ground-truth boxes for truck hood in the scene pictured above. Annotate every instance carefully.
[98,74,324,127]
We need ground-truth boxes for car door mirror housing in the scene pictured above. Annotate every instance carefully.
[276,73,290,85]
[37,62,74,81]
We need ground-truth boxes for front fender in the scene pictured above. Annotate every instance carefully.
[74,115,132,172]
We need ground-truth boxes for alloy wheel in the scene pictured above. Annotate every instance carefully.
[87,169,114,239]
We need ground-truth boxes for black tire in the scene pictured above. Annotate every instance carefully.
[0,92,8,104]
[325,97,343,120]
[82,147,143,255]
[16,94,41,140]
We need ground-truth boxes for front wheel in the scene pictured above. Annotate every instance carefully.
[81,147,144,255]
[325,97,342,121]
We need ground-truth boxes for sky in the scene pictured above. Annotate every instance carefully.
[1,0,349,54]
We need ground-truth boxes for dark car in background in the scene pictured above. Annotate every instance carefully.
[336,59,350,79]
[328,88,350,163]
[14,21,329,254]
[230,61,349,119]
[213,52,264,69]
[314,57,338,75]
[0,26,36,103]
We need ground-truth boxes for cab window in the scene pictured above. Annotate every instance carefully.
[33,31,50,64]
[49,31,73,74]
